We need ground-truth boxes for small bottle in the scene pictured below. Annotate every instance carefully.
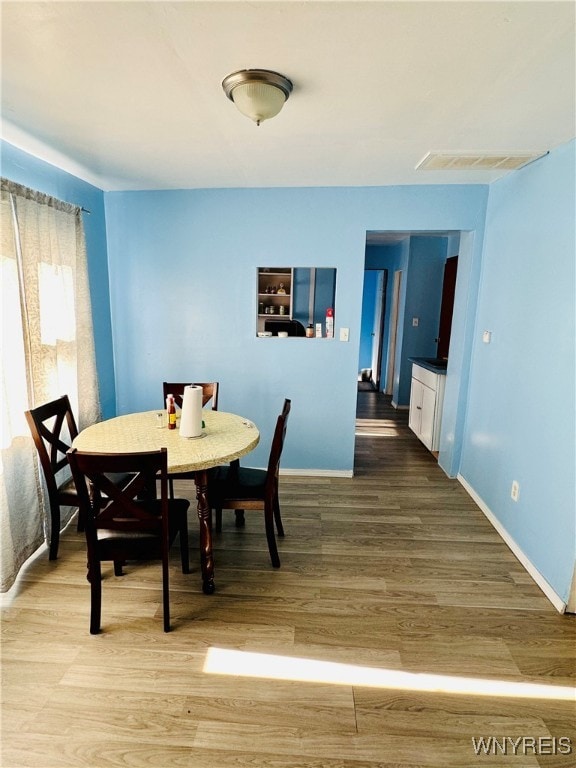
[166,394,176,430]
[306,324,314,337]
[325,307,334,338]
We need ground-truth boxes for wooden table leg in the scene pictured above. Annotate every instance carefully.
[195,469,215,594]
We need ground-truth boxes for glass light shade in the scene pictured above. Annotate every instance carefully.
[231,82,287,124]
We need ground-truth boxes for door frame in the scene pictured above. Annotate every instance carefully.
[370,269,387,391]
[385,269,402,396]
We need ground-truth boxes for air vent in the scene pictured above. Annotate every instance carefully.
[416,151,548,172]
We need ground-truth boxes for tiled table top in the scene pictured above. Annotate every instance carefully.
[73,410,260,472]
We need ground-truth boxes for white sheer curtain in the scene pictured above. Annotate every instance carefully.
[1,179,100,591]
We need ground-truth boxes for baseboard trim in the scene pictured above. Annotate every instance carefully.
[457,474,566,614]
[280,468,354,478]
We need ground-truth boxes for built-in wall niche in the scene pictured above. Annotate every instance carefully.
[257,267,337,337]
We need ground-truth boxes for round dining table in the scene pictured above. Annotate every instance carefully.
[72,409,260,594]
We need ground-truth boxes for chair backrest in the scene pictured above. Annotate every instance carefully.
[25,395,79,495]
[266,398,291,485]
[67,448,169,542]
[162,382,219,411]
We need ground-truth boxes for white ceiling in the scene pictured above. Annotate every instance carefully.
[1,1,574,191]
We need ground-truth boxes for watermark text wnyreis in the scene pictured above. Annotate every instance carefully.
[472,736,572,756]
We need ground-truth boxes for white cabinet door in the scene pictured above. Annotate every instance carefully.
[419,383,437,450]
[408,378,423,435]
[409,363,445,452]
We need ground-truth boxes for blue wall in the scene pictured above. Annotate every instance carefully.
[0,141,117,418]
[398,236,448,404]
[104,185,488,473]
[459,140,576,602]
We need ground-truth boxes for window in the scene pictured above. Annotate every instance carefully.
[0,179,100,591]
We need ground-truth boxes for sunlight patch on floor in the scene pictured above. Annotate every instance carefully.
[355,418,402,437]
[204,648,575,701]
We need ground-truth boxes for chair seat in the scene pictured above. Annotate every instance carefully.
[96,497,189,531]
[210,465,267,501]
[96,498,188,561]
[57,476,78,502]
[58,472,136,516]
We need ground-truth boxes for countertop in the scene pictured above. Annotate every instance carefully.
[409,357,448,374]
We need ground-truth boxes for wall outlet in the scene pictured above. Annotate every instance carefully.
[483,330,492,344]
[412,317,419,327]
[511,480,520,502]
[339,327,350,342]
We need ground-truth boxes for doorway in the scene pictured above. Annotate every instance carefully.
[356,229,475,480]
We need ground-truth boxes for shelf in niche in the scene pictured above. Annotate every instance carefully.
[257,267,294,332]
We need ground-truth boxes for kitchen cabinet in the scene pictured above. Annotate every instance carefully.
[257,268,293,332]
[408,363,446,451]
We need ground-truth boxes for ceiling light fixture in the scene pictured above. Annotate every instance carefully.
[222,69,293,126]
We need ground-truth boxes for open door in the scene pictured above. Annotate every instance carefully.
[437,256,458,359]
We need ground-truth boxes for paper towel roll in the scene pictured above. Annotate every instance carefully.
[179,384,203,438]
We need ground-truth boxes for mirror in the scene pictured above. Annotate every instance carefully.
[257,267,337,337]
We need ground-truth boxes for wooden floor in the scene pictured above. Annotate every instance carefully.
[2,391,575,767]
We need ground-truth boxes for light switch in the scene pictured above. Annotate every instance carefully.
[482,330,492,344]
[339,327,350,342]
[412,317,419,327]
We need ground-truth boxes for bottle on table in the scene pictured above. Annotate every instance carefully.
[166,394,176,430]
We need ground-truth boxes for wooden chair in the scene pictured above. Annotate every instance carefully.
[162,382,219,497]
[25,395,134,561]
[162,381,219,411]
[67,447,190,634]
[24,395,85,560]
[208,399,291,568]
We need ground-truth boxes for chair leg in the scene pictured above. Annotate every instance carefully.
[88,562,102,634]
[215,508,223,532]
[48,504,60,560]
[273,494,284,537]
[76,507,85,533]
[234,510,245,528]
[162,554,171,632]
[264,502,280,568]
[113,560,124,576]
[168,477,175,500]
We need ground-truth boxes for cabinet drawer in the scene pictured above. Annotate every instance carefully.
[412,364,439,390]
